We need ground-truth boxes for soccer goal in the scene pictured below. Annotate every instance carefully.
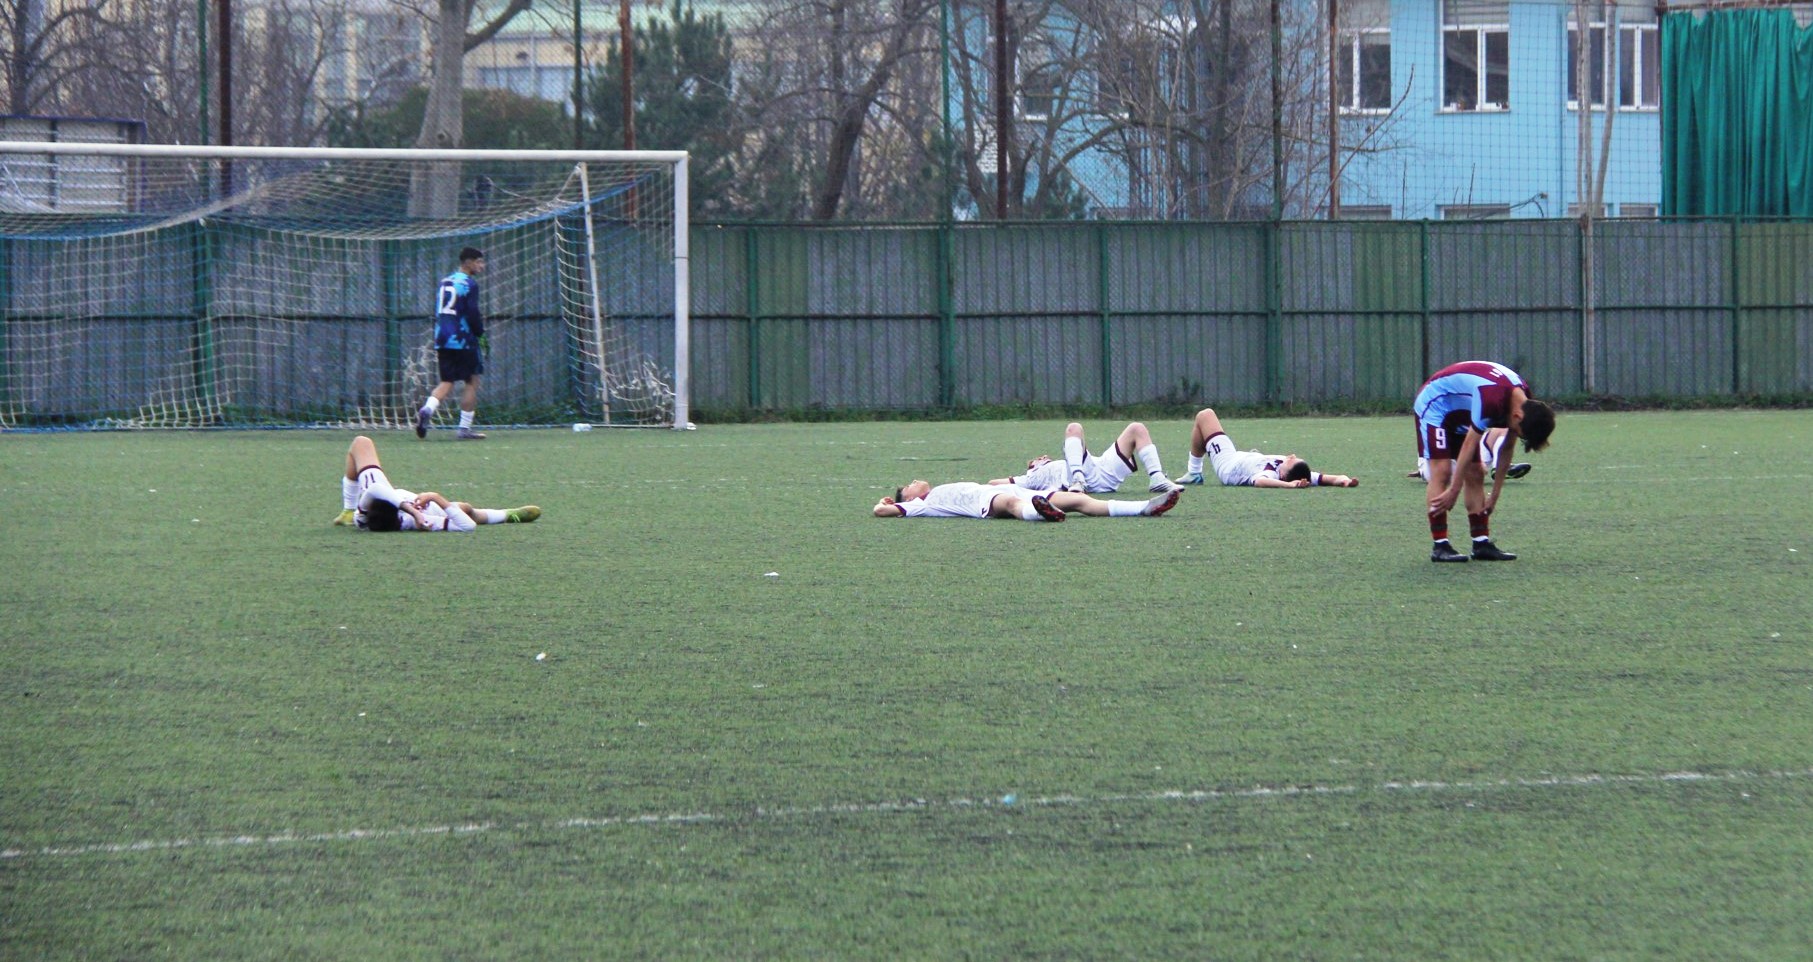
[0,142,689,430]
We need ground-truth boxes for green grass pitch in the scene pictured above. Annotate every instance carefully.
[3,410,1811,959]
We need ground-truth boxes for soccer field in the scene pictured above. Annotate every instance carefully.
[3,411,1811,959]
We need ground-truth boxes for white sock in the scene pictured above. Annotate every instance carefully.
[1016,500,1044,521]
[421,396,441,415]
[1187,454,1204,475]
[475,508,507,524]
[459,409,476,429]
[1136,444,1168,483]
[1108,501,1142,517]
[1481,434,1503,472]
[341,477,358,510]
[1063,436,1085,475]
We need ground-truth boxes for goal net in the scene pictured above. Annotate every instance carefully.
[0,142,689,430]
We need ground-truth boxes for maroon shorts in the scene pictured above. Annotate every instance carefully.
[1415,411,1475,460]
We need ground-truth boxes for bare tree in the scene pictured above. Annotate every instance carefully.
[1,0,114,116]
[734,0,941,220]
[411,0,532,216]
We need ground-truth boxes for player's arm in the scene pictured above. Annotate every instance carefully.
[986,475,1017,486]
[1253,477,1310,489]
[873,497,906,517]
[1482,429,1517,514]
[1316,473,1358,488]
[413,492,451,510]
[399,500,430,529]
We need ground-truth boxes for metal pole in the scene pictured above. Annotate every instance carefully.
[940,0,953,218]
[619,0,636,149]
[197,0,210,146]
[1271,0,1284,220]
[994,0,1009,219]
[573,0,583,149]
[1327,0,1340,218]
[218,0,232,147]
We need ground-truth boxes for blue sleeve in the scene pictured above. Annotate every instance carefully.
[461,281,483,337]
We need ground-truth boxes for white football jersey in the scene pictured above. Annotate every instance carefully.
[1206,435,1285,487]
[902,481,1026,518]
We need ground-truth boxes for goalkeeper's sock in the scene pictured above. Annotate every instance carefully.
[459,409,477,430]
[473,508,508,525]
[420,396,441,415]
[341,477,358,511]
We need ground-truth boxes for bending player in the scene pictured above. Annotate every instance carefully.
[988,421,1183,494]
[874,480,1180,521]
[334,435,540,531]
[1174,407,1358,489]
[1408,426,1531,481]
[1413,360,1555,562]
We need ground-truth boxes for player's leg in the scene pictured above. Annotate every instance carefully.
[1421,418,1468,562]
[337,436,382,525]
[987,492,1064,522]
[1460,457,1516,560]
[1180,408,1227,484]
[1045,489,1179,517]
[1115,422,1180,493]
[456,371,485,439]
[1062,422,1088,490]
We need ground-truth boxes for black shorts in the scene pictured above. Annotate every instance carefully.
[437,348,484,384]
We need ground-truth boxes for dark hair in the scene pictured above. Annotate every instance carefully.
[459,246,484,263]
[894,487,906,503]
[1520,399,1556,452]
[1280,460,1312,483]
[363,499,402,532]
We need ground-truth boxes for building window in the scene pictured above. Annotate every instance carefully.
[1619,203,1659,218]
[1338,0,1391,113]
[1442,0,1508,111]
[1020,32,1064,121]
[1339,204,1394,219]
[1569,7,1659,111]
[1440,203,1512,219]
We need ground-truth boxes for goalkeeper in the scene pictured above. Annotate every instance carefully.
[334,435,539,531]
[417,247,489,441]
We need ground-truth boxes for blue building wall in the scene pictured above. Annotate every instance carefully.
[1340,0,1661,218]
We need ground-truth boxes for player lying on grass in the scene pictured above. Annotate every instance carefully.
[1174,407,1358,489]
[333,435,540,531]
[1413,360,1555,563]
[987,421,1183,494]
[873,481,1180,521]
[1408,426,1531,481]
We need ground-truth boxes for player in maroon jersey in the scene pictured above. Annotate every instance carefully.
[1412,361,1556,562]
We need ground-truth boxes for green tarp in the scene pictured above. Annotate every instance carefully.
[1662,8,1813,217]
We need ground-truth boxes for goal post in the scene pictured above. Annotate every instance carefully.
[0,142,689,430]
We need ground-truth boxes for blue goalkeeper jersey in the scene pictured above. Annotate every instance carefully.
[433,270,484,350]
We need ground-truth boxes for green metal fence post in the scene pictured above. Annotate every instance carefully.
[937,222,955,408]
[1729,216,1742,394]
[1265,221,1282,402]
[1097,223,1112,408]
[192,220,218,421]
[745,227,762,410]
[1419,219,1432,379]
[0,236,9,413]
[1577,216,1589,395]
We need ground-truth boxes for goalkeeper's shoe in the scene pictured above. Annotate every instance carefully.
[1142,489,1182,517]
[333,508,357,527]
[415,406,431,439]
[1176,471,1206,485]
[457,427,487,440]
[505,505,541,524]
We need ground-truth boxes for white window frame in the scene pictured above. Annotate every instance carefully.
[1441,0,1509,112]
[1568,22,1660,112]
[1338,27,1393,115]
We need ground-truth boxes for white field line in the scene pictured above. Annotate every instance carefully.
[6,767,1811,861]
